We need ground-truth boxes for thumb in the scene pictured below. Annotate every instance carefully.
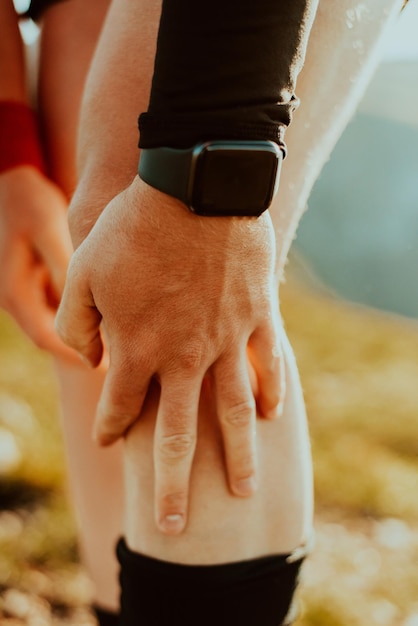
[55,258,103,367]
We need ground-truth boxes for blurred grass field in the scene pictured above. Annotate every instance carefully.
[0,276,418,625]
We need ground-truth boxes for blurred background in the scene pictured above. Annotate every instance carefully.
[0,2,418,625]
[288,5,418,623]
[293,5,418,319]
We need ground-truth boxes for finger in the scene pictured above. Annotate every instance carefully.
[94,352,151,446]
[154,377,200,535]
[247,319,285,420]
[1,240,78,361]
[213,352,258,498]
[19,267,81,362]
[55,256,103,366]
[9,266,66,351]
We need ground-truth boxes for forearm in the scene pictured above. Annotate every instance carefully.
[74,0,318,217]
[269,0,404,279]
[0,0,27,102]
[75,0,162,195]
[38,0,111,196]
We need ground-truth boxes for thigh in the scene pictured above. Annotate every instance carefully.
[38,0,111,196]
[38,0,124,610]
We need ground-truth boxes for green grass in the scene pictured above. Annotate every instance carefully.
[282,281,418,625]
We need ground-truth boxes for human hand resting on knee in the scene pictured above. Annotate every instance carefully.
[53,0,318,538]
[56,173,285,534]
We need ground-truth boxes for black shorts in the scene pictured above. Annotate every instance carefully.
[116,537,310,626]
[22,0,68,21]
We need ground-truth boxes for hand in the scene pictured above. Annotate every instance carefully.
[56,175,285,534]
[0,166,77,362]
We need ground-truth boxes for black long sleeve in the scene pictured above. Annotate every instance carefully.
[139,0,318,155]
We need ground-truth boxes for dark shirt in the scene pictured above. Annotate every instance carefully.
[25,0,319,156]
[139,0,319,155]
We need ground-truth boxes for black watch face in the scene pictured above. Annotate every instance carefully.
[190,144,280,216]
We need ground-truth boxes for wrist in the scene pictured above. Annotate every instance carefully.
[138,141,282,218]
[129,175,275,251]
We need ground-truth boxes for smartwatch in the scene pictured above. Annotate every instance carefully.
[138,140,283,217]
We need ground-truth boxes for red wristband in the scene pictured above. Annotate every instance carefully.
[0,101,46,175]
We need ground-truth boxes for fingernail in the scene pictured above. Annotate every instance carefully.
[159,514,185,534]
[234,476,257,497]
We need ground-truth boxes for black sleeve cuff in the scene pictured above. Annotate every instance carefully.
[138,106,295,157]
[138,0,317,153]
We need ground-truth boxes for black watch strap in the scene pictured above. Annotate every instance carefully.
[138,141,282,217]
[138,147,193,204]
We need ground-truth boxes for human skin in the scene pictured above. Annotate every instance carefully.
[55,0,403,588]
[0,0,122,608]
[36,0,123,608]
[0,0,74,360]
[56,0,318,538]
[115,0,405,566]
[1,0,404,613]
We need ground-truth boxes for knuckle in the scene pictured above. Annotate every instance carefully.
[99,408,135,435]
[55,327,81,353]
[56,314,100,356]
[54,319,71,344]
[177,343,205,373]
[160,490,187,511]
[105,383,138,410]
[114,348,152,379]
[223,400,255,428]
[158,432,196,460]
[233,453,255,475]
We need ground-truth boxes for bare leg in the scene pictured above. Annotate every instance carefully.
[38,0,123,611]
[37,0,404,613]
[124,342,313,564]
[123,0,404,565]
[54,364,123,610]
[39,0,110,196]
